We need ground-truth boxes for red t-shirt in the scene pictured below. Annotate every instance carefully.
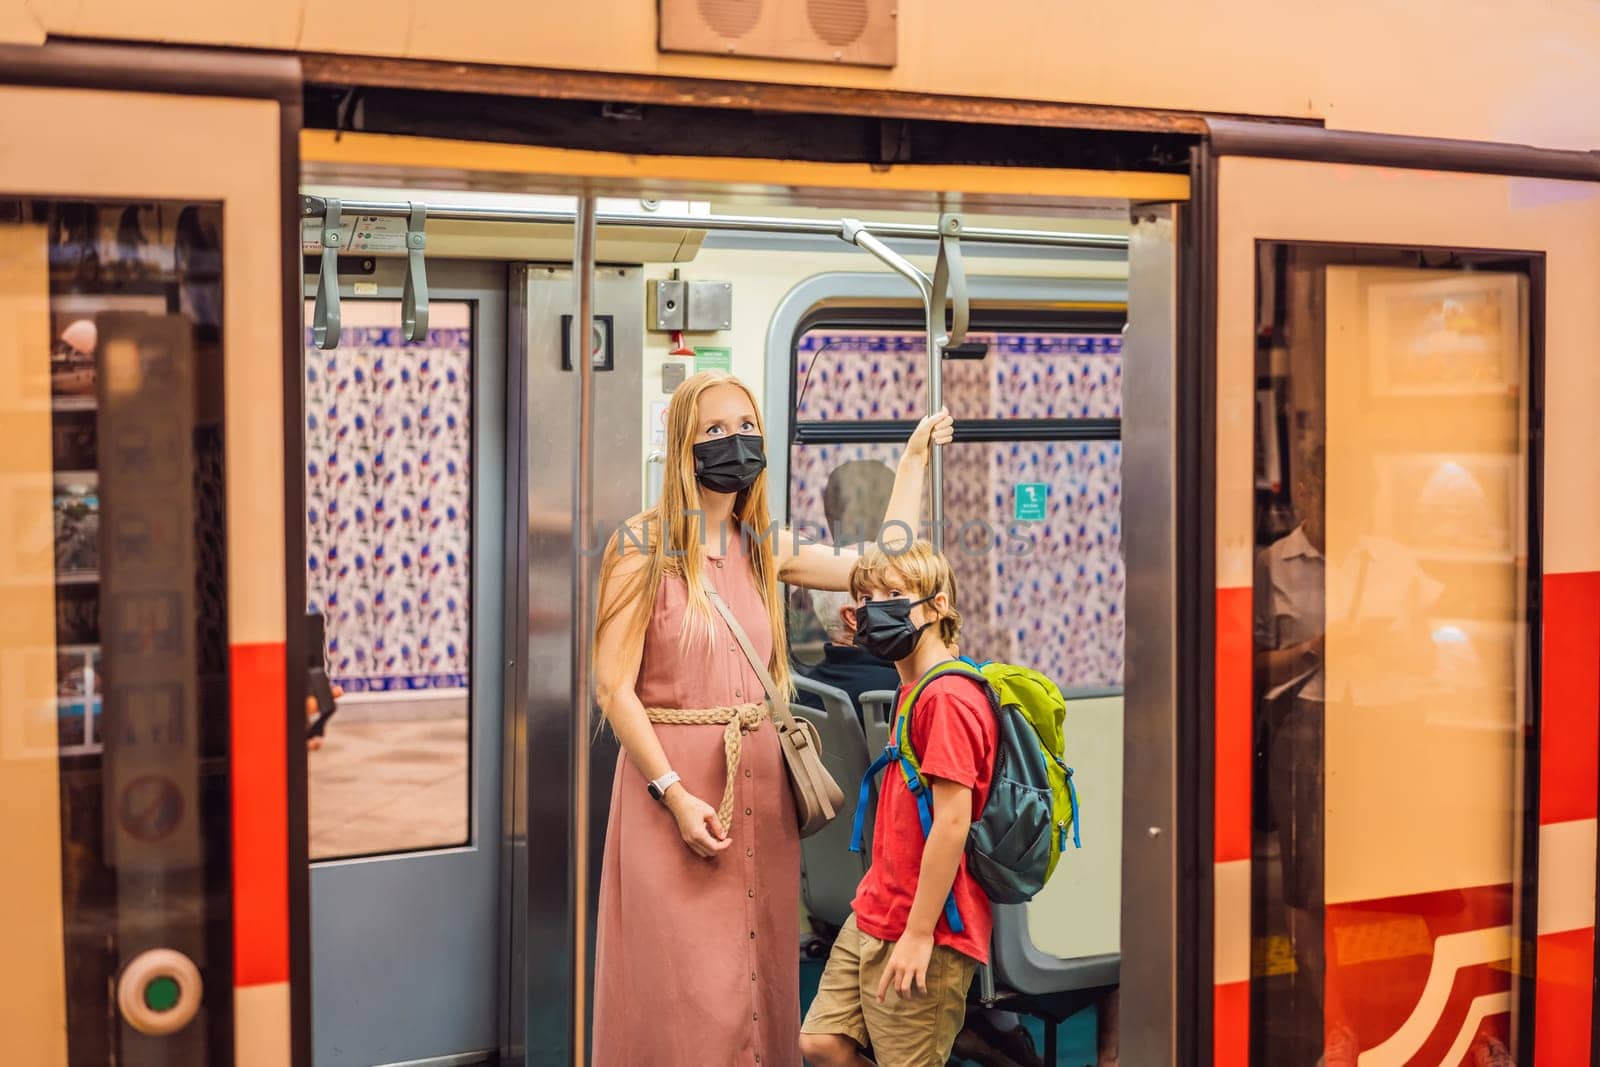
[852,672,999,964]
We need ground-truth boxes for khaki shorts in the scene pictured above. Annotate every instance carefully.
[801,913,977,1066]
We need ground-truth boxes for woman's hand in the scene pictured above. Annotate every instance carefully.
[902,407,954,467]
[666,787,731,859]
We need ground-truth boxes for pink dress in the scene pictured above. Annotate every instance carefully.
[592,543,802,1066]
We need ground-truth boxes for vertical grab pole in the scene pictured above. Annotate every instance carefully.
[840,219,945,550]
[928,213,967,554]
[924,283,944,552]
[570,194,597,1066]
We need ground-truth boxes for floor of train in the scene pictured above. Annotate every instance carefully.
[799,959,1100,1066]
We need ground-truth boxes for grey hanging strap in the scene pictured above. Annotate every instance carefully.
[402,201,429,342]
[932,212,968,348]
[312,197,342,350]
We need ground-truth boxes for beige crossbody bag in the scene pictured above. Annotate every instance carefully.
[701,572,845,838]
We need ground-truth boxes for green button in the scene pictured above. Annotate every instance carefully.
[144,975,180,1013]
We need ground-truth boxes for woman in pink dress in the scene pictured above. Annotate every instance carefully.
[592,371,950,1066]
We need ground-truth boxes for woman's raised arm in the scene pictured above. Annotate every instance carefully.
[773,407,954,590]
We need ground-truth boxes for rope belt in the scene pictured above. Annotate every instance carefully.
[644,701,769,830]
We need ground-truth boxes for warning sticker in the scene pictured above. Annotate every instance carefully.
[118,775,185,843]
[344,216,410,254]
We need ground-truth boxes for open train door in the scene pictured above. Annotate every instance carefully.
[0,42,306,1067]
[1194,125,1600,1066]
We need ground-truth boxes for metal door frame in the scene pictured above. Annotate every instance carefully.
[301,259,509,1066]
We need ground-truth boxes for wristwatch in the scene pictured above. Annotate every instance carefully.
[647,770,681,802]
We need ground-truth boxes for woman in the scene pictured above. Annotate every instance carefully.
[592,370,951,1065]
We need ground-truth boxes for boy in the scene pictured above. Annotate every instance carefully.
[799,542,999,1067]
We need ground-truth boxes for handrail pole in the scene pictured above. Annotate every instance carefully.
[842,220,945,551]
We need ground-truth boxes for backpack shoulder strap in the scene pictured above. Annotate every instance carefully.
[893,660,991,762]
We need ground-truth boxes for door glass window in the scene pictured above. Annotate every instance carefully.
[1,197,232,1065]
[1249,246,1532,1064]
[303,299,474,860]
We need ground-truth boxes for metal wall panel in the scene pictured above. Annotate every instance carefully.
[1119,205,1182,1063]
[507,264,642,1062]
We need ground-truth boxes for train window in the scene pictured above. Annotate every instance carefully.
[794,326,1122,422]
[787,322,1123,687]
[304,299,474,860]
[1249,246,1535,1062]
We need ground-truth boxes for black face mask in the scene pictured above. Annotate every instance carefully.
[693,433,767,494]
[853,595,935,663]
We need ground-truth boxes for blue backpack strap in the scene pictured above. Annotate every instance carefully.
[1059,766,1082,851]
[849,746,894,854]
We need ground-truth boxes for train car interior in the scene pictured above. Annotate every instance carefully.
[295,162,1166,1067]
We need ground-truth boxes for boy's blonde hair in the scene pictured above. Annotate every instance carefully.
[849,541,962,646]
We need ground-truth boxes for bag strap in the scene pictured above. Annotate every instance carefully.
[698,569,800,734]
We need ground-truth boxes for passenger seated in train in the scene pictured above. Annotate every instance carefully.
[588,369,951,1067]
[800,542,996,1067]
[794,588,899,722]
[795,458,902,716]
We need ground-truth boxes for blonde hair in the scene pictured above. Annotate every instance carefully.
[848,541,962,646]
[593,371,792,697]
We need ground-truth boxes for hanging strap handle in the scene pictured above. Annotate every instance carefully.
[402,201,429,342]
[932,212,968,349]
[312,197,342,351]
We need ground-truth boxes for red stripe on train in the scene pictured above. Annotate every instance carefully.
[231,642,289,987]
[1215,980,1249,1067]
[1215,586,1252,864]
[1536,926,1594,1065]
[1541,571,1600,825]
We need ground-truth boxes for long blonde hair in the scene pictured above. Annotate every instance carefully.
[594,371,792,697]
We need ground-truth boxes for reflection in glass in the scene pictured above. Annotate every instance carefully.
[303,299,474,860]
[2,196,233,1064]
[1250,250,1530,1065]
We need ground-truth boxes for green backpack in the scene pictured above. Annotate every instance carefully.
[849,657,1081,933]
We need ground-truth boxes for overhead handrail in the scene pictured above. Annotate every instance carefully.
[401,201,429,342]
[311,196,342,351]
[298,195,1126,250]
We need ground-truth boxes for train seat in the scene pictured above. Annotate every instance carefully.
[792,674,875,936]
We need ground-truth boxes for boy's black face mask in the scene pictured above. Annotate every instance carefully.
[853,595,935,663]
[692,433,766,494]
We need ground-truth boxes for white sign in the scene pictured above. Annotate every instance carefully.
[650,401,669,446]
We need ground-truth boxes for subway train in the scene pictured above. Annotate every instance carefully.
[1,7,1598,1067]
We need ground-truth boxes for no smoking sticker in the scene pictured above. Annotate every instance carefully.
[119,775,184,842]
